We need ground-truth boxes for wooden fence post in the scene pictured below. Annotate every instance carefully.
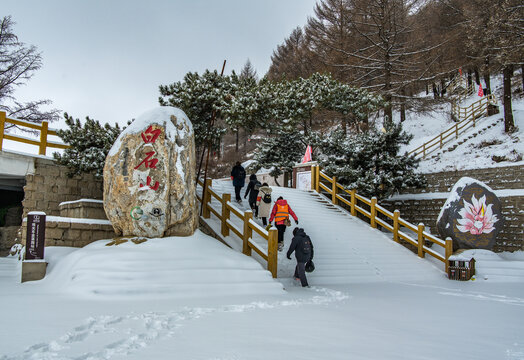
[445,237,453,274]
[221,193,231,237]
[311,165,317,190]
[315,166,320,193]
[0,111,5,151]
[242,211,253,256]
[417,223,425,258]
[350,189,356,216]
[370,197,377,228]
[202,179,212,219]
[39,121,49,155]
[393,210,400,242]
[267,228,278,278]
[455,123,459,138]
[332,176,337,205]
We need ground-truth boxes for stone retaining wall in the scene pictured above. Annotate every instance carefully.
[21,217,116,248]
[408,164,523,193]
[22,158,103,218]
[383,165,524,252]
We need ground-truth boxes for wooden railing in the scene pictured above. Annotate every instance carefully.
[408,94,497,159]
[197,178,279,278]
[0,111,69,156]
[311,165,453,273]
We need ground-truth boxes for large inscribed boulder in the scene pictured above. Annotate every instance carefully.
[437,177,504,251]
[103,107,198,238]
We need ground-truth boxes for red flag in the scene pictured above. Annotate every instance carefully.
[301,145,312,163]
[459,67,462,76]
[478,84,484,97]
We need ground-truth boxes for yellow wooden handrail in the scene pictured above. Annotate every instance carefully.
[407,94,497,159]
[0,111,69,156]
[310,165,453,274]
[197,178,278,278]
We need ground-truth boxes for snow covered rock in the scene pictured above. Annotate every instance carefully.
[436,177,504,251]
[103,107,198,238]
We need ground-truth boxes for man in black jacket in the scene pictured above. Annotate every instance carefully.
[230,161,246,203]
[286,227,314,287]
[244,174,261,217]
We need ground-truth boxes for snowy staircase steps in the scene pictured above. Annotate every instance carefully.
[430,118,503,159]
[208,181,444,285]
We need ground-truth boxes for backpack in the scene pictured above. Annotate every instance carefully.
[262,192,272,204]
[254,181,262,191]
[301,235,312,254]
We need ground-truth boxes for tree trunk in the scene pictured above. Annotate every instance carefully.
[425,82,429,95]
[432,83,439,99]
[440,78,446,96]
[521,64,524,92]
[400,89,406,122]
[235,127,239,151]
[303,119,308,136]
[342,117,347,135]
[484,57,491,95]
[474,67,480,85]
[503,65,515,133]
[467,71,472,88]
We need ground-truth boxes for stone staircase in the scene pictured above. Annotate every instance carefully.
[428,117,503,160]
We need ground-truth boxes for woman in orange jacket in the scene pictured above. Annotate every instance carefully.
[268,196,298,251]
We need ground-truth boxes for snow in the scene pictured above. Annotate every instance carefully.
[107,107,192,157]
[400,73,524,173]
[59,199,104,206]
[2,183,524,359]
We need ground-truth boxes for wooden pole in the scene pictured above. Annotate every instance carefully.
[393,210,400,242]
[0,111,5,151]
[242,211,253,256]
[445,237,453,274]
[202,179,212,219]
[417,223,425,258]
[268,228,278,278]
[39,121,49,155]
[315,167,320,193]
[350,189,356,216]
[221,193,231,237]
[332,176,337,205]
[370,197,377,228]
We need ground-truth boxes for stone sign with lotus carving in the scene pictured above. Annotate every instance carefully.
[437,177,504,251]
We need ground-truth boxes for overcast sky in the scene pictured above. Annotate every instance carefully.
[3,0,317,130]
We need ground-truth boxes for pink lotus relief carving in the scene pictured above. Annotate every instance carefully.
[456,194,499,235]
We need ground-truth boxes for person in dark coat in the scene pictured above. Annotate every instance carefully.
[287,227,314,287]
[244,174,261,217]
[230,161,246,203]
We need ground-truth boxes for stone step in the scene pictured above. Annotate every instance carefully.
[59,199,107,220]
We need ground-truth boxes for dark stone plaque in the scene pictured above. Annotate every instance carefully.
[25,212,46,260]
[437,177,504,251]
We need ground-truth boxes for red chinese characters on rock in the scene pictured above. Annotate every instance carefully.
[135,126,163,191]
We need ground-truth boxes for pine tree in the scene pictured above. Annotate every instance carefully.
[239,59,258,82]
[312,121,426,199]
[53,113,122,178]
[253,126,305,186]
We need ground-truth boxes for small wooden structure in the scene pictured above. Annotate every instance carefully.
[448,254,476,281]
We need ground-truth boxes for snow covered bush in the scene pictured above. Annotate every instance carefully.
[53,113,123,178]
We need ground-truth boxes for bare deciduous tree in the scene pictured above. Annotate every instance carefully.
[0,16,59,130]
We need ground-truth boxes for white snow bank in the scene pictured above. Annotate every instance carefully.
[40,230,284,299]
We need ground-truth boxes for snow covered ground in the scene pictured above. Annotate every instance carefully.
[1,184,524,360]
